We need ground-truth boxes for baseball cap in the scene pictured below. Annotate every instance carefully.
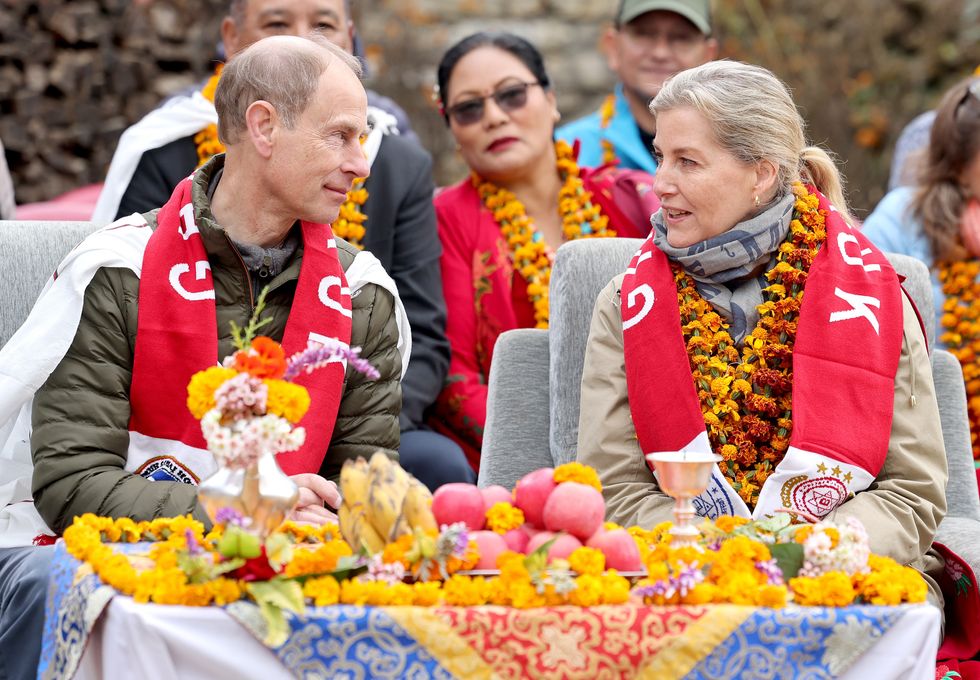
[616,0,712,35]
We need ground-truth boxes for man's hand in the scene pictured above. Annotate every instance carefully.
[287,473,341,525]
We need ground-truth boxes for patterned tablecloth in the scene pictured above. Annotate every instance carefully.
[38,542,941,680]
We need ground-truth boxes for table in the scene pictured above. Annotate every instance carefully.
[39,543,941,680]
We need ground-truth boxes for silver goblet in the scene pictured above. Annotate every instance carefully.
[645,451,722,548]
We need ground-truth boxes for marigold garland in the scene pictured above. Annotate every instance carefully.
[598,93,618,166]
[674,183,827,507]
[938,258,980,461]
[485,502,525,534]
[473,139,617,329]
[193,65,369,248]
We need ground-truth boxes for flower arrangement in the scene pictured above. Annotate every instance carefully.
[675,182,827,506]
[63,463,927,643]
[185,291,378,470]
[938,258,980,461]
[473,139,617,329]
[632,513,927,607]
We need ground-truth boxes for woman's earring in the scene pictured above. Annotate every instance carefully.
[754,195,760,208]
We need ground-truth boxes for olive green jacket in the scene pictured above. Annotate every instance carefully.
[577,274,948,607]
[31,161,402,533]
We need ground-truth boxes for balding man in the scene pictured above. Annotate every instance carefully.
[93,0,471,491]
[0,35,406,679]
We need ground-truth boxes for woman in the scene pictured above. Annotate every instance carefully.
[576,61,948,603]
[431,32,659,468]
[863,75,980,469]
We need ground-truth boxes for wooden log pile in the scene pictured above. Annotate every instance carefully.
[0,0,223,205]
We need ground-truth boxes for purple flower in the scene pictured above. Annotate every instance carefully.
[185,529,204,556]
[284,340,380,382]
[215,507,245,527]
[756,558,785,585]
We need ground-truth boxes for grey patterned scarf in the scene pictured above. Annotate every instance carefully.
[651,193,795,344]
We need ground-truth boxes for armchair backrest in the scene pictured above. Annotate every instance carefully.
[549,238,644,465]
[0,220,100,347]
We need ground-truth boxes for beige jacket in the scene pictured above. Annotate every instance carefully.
[577,274,947,606]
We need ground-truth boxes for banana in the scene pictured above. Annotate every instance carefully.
[401,479,437,533]
[366,451,411,541]
[339,457,370,508]
[338,503,386,554]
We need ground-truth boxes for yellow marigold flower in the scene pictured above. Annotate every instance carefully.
[756,584,788,608]
[265,380,311,423]
[568,547,606,576]
[568,574,604,606]
[600,571,632,604]
[684,582,719,605]
[714,515,749,533]
[553,462,602,492]
[485,502,525,534]
[442,575,489,606]
[186,366,237,419]
[790,572,855,607]
[304,576,341,606]
[412,581,444,606]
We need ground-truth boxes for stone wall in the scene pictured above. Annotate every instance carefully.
[3,0,978,212]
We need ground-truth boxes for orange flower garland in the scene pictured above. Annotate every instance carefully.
[938,258,980,461]
[193,65,369,249]
[473,139,617,328]
[598,94,618,166]
[674,183,827,507]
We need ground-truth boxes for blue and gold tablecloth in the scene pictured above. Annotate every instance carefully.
[38,541,922,679]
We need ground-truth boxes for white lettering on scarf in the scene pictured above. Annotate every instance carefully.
[622,283,655,331]
[317,276,353,318]
[830,287,881,334]
[169,261,215,301]
[837,233,882,273]
[178,203,200,241]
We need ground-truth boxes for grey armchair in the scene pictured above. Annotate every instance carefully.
[0,220,100,346]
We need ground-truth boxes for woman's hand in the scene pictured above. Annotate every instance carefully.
[774,507,820,524]
[287,473,342,525]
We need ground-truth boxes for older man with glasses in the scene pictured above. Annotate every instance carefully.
[558,0,718,174]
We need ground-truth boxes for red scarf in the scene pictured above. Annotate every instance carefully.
[621,188,904,518]
[128,175,352,476]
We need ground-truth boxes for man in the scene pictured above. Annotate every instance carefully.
[92,0,472,490]
[0,35,404,679]
[557,0,718,173]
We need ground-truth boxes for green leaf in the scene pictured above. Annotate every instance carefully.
[264,534,293,571]
[769,542,805,581]
[247,579,306,616]
[753,513,792,534]
[210,558,245,577]
[524,536,558,574]
[256,599,289,647]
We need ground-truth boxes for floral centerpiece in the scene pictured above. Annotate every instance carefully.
[63,455,929,643]
[185,290,379,536]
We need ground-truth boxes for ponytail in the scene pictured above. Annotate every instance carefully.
[800,146,856,226]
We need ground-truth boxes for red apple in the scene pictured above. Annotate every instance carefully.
[542,482,605,540]
[502,528,530,553]
[513,468,557,528]
[471,531,509,570]
[480,485,513,512]
[587,528,644,571]
[526,531,583,562]
[431,483,486,531]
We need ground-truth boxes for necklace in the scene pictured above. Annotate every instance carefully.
[675,183,827,507]
[938,259,980,461]
[598,94,618,166]
[473,139,617,328]
[193,65,369,249]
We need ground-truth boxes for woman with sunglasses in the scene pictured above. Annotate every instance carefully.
[430,32,658,469]
[863,75,980,479]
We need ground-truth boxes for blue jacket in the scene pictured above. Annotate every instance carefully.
[861,187,946,343]
[557,84,658,175]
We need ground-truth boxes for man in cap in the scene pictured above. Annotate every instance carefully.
[558,0,718,173]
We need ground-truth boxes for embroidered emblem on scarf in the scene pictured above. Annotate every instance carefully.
[620,185,903,519]
[128,174,353,477]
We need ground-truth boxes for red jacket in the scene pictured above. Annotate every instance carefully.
[431,165,659,468]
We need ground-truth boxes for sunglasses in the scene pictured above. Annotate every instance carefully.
[445,81,542,126]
